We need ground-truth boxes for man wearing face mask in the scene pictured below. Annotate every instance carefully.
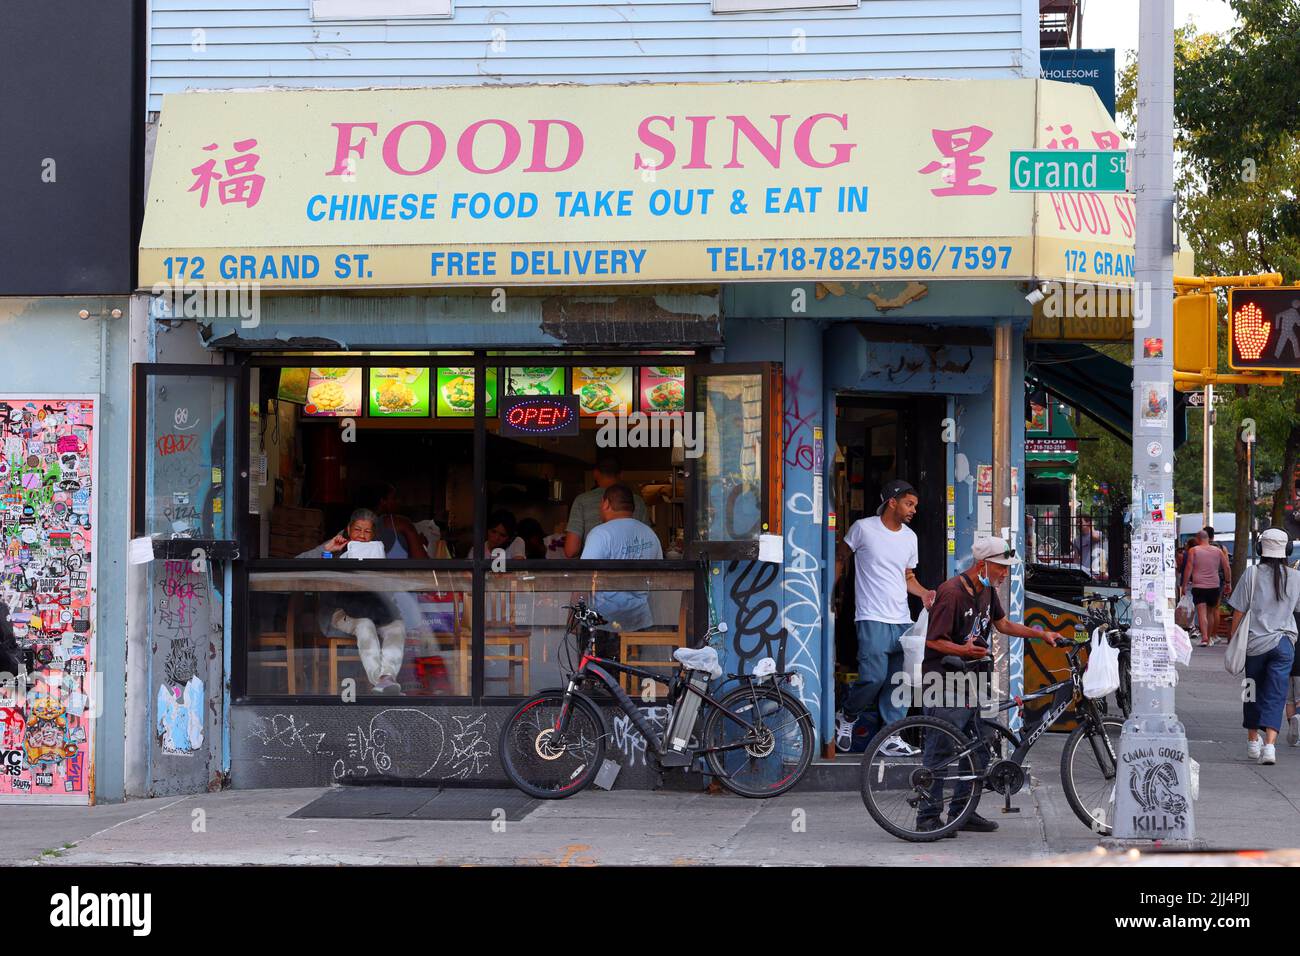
[916,537,1071,835]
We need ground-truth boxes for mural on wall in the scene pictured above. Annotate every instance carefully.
[0,398,96,802]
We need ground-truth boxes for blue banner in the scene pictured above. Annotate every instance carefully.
[1041,49,1117,119]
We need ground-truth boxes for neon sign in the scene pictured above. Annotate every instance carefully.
[500,395,579,437]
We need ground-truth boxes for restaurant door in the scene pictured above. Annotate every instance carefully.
[832,395,946,668]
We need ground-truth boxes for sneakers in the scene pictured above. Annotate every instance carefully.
[1260,743,1277,766]
[879,734,922,757]
[917,818,957,838]
[1247,737,1262,760]
[834,711,855,753]
[954,812,999,833]
[371,675,400,695]
[1288,714,1300,747]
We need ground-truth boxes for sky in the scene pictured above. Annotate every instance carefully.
[1078,0,1241,65]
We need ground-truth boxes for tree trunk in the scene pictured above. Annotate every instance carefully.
[1232,386,1251,584]
[1270,392,1300,530]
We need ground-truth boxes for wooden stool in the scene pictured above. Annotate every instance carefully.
[620,599,687,696]
[252,593,303,694]
[325,636,362,694]
[453,591,531,695]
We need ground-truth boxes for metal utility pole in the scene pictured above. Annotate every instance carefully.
[1114,0,1195,842]
[1202,384,1213,527]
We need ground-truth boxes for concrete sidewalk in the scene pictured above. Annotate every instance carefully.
[4,644,1295,865]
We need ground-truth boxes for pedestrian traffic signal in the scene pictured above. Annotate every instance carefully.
[1173,293,1216,374]
[1229,287,1300,371]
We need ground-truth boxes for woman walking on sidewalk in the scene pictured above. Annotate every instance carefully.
[1229,528,1300,765]
[1184,530,1232,647]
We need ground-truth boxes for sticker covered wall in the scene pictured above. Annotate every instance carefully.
[0,398,96,804]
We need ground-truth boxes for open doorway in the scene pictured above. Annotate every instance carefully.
[832,394,947,673]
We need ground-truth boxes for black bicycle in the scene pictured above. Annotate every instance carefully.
[859,634,1124,841]
[500,600,815,799]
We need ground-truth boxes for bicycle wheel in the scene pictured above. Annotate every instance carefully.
[1115,652,1132,717]
[1060,714,1125,834]
[499,692,606,799]
[701,685,814,798]
[859,716,983,842]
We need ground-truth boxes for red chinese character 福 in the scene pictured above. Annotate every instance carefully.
[917,125,997,196]
[188,138,266,209]
[1043,123,1081,149]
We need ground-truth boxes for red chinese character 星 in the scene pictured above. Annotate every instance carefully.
[918,125,998,197]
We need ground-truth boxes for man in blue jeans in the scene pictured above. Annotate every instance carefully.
[835,480,936,755]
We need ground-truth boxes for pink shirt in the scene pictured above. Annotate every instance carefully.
[1186,545,1224,589]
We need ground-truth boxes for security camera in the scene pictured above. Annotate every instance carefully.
[1024,282,1051,305]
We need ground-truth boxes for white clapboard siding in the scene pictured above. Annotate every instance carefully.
[149,0,1035,110]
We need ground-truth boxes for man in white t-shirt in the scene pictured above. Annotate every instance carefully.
[834,480,936,755]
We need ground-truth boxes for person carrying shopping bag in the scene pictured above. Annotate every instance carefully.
[1228,528,1300,765]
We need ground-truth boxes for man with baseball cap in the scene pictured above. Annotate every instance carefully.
[834,479,937,756]
[916,536,1072,835]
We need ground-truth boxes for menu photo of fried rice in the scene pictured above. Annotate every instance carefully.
[305,367,362,417]
[369,367,430,417]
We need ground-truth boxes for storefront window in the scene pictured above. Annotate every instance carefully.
[139,370,238,541]
[690,365,781,551]
[245,567,696,698]
[235,353,766,701]
[247,568,472,697]
[487,568,696,696]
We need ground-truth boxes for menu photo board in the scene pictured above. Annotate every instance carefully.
[505,366,566,397]
[304,367,363,417]
[277,367,311,405]
[435,367,498,418]
[639,365,686,415]
[368,367,431,417]
[573,367,633,417]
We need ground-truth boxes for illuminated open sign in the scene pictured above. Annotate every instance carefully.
[500,395,580,437]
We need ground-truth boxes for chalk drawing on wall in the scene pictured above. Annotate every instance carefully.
[325,708,494,783]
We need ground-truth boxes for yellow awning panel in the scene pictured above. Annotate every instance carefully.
[139,77,1171,290]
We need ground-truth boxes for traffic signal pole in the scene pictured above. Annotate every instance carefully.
[1202,384,1212,529]
[1113,0,1195,842]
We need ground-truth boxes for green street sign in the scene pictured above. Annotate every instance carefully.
[1009,150,1128,192]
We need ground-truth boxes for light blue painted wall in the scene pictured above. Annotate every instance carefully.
[719,308,1027,747]
[0,297,132,803]
[148,0,1038,111]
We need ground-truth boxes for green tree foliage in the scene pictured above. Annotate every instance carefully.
[1118,3,1300,576]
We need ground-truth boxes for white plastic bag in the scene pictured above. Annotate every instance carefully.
[1175,592,1194,629]
[900,610,929,688]
[673,645,722,679]
[1167,624,1193,667]
[1082,626,1121,699]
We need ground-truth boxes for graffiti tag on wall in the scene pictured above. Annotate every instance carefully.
[154,561,207,755]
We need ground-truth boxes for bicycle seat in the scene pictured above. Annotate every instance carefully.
[673,646,722,678]
[942,655,993,673]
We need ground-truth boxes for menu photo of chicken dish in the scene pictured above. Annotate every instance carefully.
[572,366,632,417]
[639,366,686,415]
